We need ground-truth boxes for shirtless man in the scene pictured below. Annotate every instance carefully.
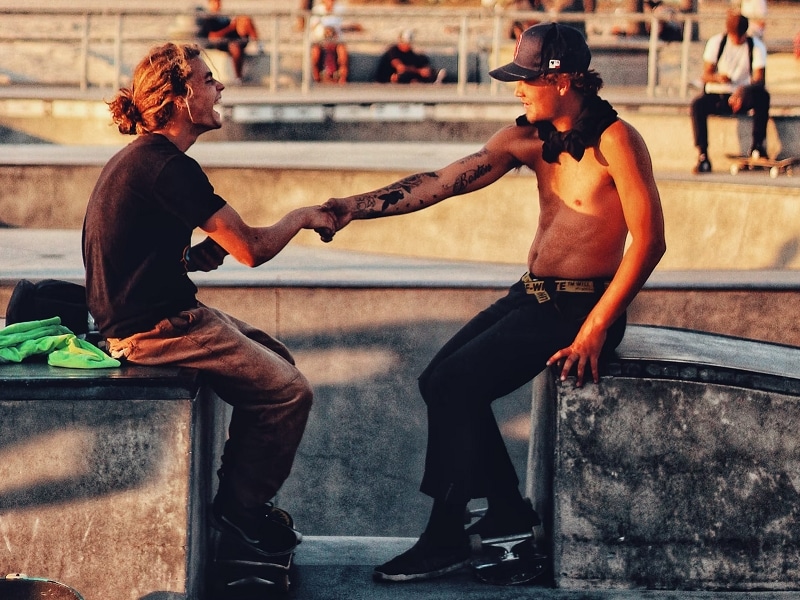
[323,22,666,582]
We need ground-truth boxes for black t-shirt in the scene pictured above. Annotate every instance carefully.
[82,134,226,338]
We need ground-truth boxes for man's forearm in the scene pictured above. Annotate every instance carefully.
[348,172,441,218]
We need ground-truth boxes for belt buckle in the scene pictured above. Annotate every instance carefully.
[522,273,551,303]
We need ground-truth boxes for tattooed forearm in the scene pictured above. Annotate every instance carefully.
[353,195,378,218]
[353,172,440,216]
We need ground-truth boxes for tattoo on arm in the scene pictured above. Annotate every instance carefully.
[451,149,493,194]
[452,163,493,194]
[354,172,440,217]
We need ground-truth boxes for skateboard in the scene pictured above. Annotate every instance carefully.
[466,508,548,586]
[726,154,800,178]
[208,506,296,598]
[0,573,85,599]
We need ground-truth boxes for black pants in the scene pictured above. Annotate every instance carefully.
[690,86,771,152]
[417,275,626,504]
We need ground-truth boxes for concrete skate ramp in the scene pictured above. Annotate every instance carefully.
[546,325,800,590]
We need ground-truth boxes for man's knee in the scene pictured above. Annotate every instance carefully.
[245,368,313,413]
[418,360,467,408]
[284,371,314,409]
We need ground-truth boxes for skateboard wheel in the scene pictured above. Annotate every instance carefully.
[729,164,739,175]
[769,166,779,178]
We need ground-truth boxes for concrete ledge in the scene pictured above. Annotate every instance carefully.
[542,326,800,590]
[1,230,800,348]
[0,363,220,600]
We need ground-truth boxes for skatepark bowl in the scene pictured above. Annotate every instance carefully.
[1,1,800,597]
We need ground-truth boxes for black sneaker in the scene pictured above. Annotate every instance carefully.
[373,533,471,582]
[693,154,712,174]
[211,496,301,557]
[465,498,540,539]
[750,145,767,159]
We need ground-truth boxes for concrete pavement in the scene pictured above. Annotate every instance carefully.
[264,536,800,599]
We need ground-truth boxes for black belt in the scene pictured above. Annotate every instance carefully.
[521,272,609,304]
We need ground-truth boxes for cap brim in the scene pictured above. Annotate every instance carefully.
[489,61,542,82]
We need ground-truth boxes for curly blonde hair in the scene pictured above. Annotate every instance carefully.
[107,43,202,135]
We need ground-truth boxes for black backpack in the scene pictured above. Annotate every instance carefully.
[5,279,91,335]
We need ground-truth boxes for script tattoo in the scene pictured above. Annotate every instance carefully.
[452,163,492,194]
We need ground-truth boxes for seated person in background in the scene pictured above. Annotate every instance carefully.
[196,0,261,84]
[488,0,544,40]
[309,0,360,84]
[375,29,443,84]
[309,0,363,43]
[311,25,349,84]
[549,0,593,39]
[645,0,684,42]
[690,10,770,174]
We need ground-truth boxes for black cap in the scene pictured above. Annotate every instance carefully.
[489,22,591,82]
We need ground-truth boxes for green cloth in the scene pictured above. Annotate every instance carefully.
[0,316,120,369]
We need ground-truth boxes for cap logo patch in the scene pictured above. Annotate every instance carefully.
[548,59,561,69]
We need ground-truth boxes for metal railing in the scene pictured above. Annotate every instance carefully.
[0,6,745,98]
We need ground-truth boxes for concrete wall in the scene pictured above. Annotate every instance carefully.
[0,365,215,600]
[3,297,798,593]
[556,377,800,590]
[550,327,800,590]
[7,283,791,547]
[3,160,800,270]
[182,284,800,541]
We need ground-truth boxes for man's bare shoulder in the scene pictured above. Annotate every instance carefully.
[484,121,542,164]
[599,118,651,160]
[488,120,541,142]
[600,118,640,142]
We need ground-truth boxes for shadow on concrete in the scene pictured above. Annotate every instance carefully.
[773,237,799,268]
[279,320,534,538]
[0,125,49,144]
[0,396,175,510]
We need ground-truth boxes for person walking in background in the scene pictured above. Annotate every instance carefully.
[375,29,445,84]
[83,42,336,559]
[324,22,665,582]
[196,0,261,84]
[690,10,769,173]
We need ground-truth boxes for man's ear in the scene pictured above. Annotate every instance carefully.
[557,75,572,95]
